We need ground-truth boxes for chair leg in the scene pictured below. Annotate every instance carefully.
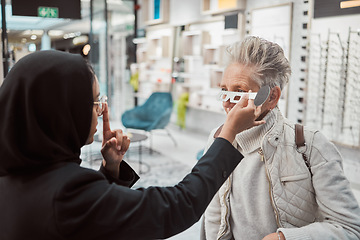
[165,128,177,147]
[149,131,153,154]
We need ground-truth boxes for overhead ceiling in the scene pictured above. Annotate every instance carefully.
[3,0,133,45]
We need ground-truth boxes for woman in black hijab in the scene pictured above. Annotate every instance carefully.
[0,50,264,240]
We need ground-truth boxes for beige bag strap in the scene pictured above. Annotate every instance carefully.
[295,124,313,177]
[295,124,305,147]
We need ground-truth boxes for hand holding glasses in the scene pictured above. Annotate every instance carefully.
[217,85,270,106]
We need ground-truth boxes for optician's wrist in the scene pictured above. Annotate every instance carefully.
[102,159,120,178]
[218,125,236,143]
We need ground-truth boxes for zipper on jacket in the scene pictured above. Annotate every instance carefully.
[259,148,282,228]
[217,178,231,240]
[258,148,264,161]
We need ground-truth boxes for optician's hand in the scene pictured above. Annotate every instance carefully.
[219,91,265,143]
[262,232,285,240]
[101,103,130,178]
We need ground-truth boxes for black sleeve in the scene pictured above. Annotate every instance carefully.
[56,138,242,240]
[99,161,139,187]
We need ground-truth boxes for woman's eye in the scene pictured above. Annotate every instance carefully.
[221,88,227,91]
[237,89,246,92]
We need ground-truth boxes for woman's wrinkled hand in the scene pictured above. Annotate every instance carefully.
[219,92,265,143]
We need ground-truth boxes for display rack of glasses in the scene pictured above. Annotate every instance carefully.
[306,34,325,128]
[342,28,360,146]
[306,28,360,147]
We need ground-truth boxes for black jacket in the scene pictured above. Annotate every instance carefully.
[0,138,242,240]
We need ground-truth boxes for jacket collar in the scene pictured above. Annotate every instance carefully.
[262,108,285,163]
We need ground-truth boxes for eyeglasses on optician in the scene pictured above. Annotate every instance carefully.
[94,95,108,116]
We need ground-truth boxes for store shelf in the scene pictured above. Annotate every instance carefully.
[182,30,210,56]
[203,45,218,65]
[175,82,204,89]
[147,35,170,58]
[174,26,245,112]
[201,0,246,15]
[176,72,207,79]
[133,37,147,44]
[132,26,174,98]
[142,0,169,26]
[187,103,224,114]
[210,68,224,88]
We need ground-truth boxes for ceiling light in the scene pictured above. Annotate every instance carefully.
[22,30,44,36]
[340,0,360,8]
[23,30,32,35]
[73,35,89,45]
[63,32,81,39]
[82,44,91,56]
[107,0,123,5]
[30,35,37,40]
[28,43,36,52]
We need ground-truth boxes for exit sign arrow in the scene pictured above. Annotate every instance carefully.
[38,7,59,18]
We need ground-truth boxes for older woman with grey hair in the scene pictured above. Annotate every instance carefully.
[201,36,360,240]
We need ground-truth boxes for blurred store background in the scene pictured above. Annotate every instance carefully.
[1,1,360,238]
[0,0,360,175]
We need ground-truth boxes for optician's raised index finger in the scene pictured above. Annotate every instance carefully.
[102,103,111,132]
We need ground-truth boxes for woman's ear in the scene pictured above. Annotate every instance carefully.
[268,86,281,109]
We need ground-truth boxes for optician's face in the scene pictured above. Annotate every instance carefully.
[86,76,100,145]
[220,62,275,118]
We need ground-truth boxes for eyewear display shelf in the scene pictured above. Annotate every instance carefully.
[173,28,243,114]
[133,27,173,100]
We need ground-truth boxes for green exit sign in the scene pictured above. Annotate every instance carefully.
[38,7,59,18]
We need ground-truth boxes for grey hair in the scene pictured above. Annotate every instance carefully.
[226,36,291,90]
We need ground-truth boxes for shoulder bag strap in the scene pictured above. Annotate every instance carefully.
[295,124,313,177]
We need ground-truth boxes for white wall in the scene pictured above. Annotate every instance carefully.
[311,14,360,36]
[169,0,203,26]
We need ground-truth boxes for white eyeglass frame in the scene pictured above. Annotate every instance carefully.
[217,91,257,103]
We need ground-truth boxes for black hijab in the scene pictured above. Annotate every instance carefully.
[0,50,93,176]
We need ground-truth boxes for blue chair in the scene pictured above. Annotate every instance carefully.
[196,149,204,161]
[122,92,177,151]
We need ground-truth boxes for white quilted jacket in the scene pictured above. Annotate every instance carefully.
[201,109,360,240]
